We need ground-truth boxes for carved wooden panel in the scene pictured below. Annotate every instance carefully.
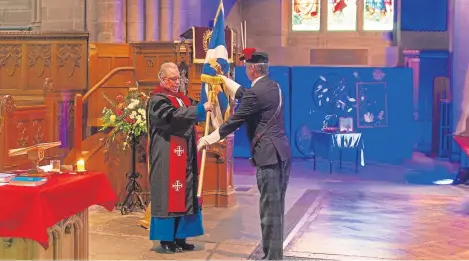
[55,44,86,91]
[27,44,52,89]
[0,32,89,100]
[0,44,22,90]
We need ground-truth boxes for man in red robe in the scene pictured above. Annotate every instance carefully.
[147,62,212,253]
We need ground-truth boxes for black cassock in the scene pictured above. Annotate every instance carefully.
[147,87,204,241]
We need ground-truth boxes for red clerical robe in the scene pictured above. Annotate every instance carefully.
[147,86,202,217]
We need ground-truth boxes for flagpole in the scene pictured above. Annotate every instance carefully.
[197,87,214,197]
[198,0,228,198]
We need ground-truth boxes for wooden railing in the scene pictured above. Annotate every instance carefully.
[73,67,135,161]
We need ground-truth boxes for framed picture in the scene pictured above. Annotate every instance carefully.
[339,117,354,132]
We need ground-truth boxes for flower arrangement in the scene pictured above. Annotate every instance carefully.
[100,81,150,150]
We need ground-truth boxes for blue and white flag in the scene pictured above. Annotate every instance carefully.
[199,0,230,129]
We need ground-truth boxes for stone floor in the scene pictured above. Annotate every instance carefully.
[89,157,469,260]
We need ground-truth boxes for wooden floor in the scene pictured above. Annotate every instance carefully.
[88,157,469,260]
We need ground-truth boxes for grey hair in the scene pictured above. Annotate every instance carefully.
[158,62,179,80]
[247,62,269,76]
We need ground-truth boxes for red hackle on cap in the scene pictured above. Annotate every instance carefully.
[242,48,256,60]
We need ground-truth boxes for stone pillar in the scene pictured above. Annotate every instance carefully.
[127,0,144,42]
[188,0,202,27]
[97,0,125,43]
[145,0,160,41]
[86,0,99,41]
[160,0,174,41]
[31,0,42,30]
[173,0,189,40]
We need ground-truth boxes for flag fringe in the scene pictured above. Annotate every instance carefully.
[201,74,225,85]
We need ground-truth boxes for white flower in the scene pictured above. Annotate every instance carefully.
[136,115,142,121]
[138,108,145,115]
[129,110,137,119]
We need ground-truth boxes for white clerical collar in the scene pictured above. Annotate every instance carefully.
[175,97,185,107]
[251,75,265,87]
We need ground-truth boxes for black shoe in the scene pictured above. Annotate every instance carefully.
[176,238,195,251]
[160,241,182,253]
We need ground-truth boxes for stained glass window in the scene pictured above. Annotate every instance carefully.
[292,0,321,31]
[327,0,357,31]
[363,0,394,30]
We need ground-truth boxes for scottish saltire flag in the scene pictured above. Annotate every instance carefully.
[199,0,230,129]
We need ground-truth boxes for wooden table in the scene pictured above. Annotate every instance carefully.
[0,172,117,260]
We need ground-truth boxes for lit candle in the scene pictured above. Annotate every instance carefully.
[76,159,85,172]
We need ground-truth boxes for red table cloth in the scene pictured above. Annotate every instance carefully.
[0,172,118,249]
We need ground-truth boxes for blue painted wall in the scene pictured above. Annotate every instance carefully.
[233,66,292,158]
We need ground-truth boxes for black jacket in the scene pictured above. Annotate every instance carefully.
[219,76,291,166]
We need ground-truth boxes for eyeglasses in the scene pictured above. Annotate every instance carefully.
[164,77,179,82]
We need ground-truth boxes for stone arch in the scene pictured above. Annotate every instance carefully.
[63,215,85,259]
[46,224,62,260]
